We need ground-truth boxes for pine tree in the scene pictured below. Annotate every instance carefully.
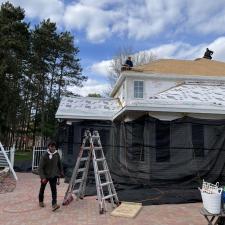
[0,2,29,145]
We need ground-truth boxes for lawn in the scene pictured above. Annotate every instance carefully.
[14,151,33,162]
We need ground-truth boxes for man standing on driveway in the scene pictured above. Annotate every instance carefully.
[38,141,63,211]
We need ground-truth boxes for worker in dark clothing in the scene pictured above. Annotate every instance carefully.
[203,48,214,60]
[125,56,133,68]
[121,56,133,71]
[38,141,63,211]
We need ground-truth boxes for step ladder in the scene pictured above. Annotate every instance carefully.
[63,130,119,214]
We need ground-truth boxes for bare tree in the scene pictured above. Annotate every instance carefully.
[107,46,157,88]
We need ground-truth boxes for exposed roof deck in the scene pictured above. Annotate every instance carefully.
[133,58,225,76]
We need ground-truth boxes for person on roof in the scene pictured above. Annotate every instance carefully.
[38,141,64,211]
[121,56,133,71]
[203,48,213,60]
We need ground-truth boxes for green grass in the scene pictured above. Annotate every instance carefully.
[14,151,33,162]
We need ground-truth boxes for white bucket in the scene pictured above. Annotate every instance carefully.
[200,188,222,214]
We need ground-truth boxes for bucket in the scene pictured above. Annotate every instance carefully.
[200,188,222,214]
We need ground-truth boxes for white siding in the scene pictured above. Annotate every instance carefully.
[126,77,179,103]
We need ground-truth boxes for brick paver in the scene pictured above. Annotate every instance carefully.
[0,173,206,225]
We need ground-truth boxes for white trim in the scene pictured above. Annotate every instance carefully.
[55,114,113,121]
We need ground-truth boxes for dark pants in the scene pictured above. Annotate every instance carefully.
[39,177,57,206]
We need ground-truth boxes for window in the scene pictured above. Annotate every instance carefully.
[134,81,144,98]
[155,121,170,162]
[192,124,204,157]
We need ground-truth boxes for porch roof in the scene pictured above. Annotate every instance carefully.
[55,96,122,121]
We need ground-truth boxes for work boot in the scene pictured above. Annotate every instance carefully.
[39,202,45,208]
[52,204,60,211]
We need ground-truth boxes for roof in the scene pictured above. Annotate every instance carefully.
[55,96,122,120]
[111,58,225,97]
[113,83,225,119]
[130,83,225,107]
[133,58,225,76]
[56,83,225,121]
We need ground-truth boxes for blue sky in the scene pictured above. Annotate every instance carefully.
[2,0,225,96]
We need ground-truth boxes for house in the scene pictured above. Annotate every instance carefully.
[56,58,225,188]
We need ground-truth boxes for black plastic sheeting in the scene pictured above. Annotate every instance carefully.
[14,160,32,172]
[58,116,225,205]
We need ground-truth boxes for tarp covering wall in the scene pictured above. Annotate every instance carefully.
[58,116,225,204]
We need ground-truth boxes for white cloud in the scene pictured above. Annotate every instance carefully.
[63,3,121,43]
[1,0,64,24]
[90,60,112,77]
[3,0,225,43]
[148,37,225,61]
[68,79,110,97]
[149,42,205,59]
[186,0,225,35]
[62,0,225,42]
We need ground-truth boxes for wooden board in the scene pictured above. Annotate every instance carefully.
[111,202,142,218]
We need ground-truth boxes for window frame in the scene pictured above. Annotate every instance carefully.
[133,80,144,99]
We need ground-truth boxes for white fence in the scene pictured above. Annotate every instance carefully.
[32,146,62,172]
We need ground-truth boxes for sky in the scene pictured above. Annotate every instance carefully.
[2,0,225,96]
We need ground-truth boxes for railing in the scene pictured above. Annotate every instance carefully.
[0,144,15,168]
[0,142,17,180]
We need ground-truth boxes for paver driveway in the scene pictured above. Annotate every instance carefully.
[0,173,206,225]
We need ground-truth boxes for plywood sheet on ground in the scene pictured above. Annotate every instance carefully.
[111,202,142,218]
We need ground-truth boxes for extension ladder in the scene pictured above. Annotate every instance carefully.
[63,130,119,214]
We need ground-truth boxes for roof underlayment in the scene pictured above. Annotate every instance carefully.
[55,96,121,120]
[132,83,225,107]
[56,82,225,121]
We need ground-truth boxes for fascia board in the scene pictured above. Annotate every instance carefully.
[113,105,225,120]
[110,73,127,97]
[55,114,113,121]
[124,72,225,81]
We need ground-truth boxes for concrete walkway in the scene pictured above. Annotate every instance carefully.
[0,173,206,225]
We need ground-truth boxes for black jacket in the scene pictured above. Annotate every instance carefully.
[39,151,63,179]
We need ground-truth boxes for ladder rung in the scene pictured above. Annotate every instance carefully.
[102,194,116,200]
[95,158,105,162]
[78,168,86,173]
[98,170,108,174]
[101,181,112,187]
[93,147,102,150]
[80,157,88,161]
[83,147,91,150]
[92,136,100,138]
[75,179,82,183]
[73,189,79,194]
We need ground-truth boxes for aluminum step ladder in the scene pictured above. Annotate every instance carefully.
[63,130,119,214]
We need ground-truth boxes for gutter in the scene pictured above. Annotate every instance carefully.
[55,114,113,121]
[112,105,225,121]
